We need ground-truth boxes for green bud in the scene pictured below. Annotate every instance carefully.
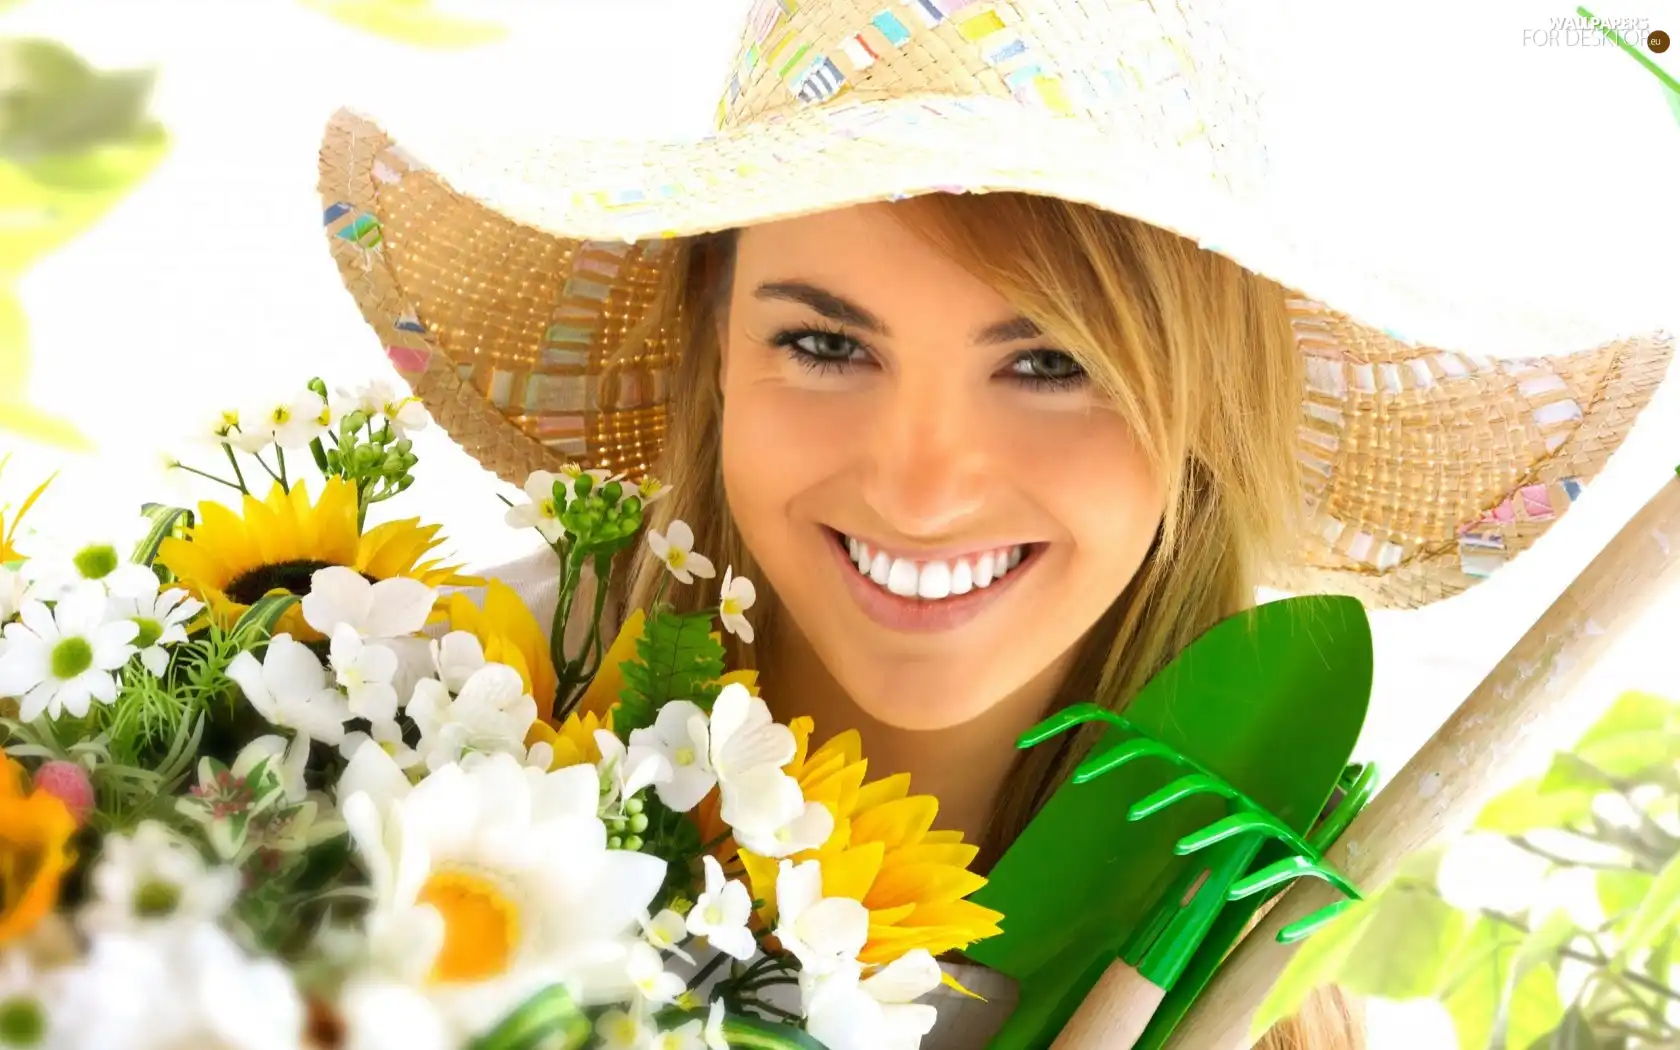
[344,409,369,433]
[621,496,643,517]
[624,797,644,816]
[396,475,415,492]
[572,473,595,498]
[352,445,380,469]
[307,377,329,399]
[601,480,623,503]
[623,835,644,852]
[628,813,649,834]
[394,438,413,455]
[401,452,418,470]
[607,818,627,835]
[607,835,624,850]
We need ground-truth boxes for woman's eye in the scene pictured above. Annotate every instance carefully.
[1008,350,1086,388]
[791,331,860,361]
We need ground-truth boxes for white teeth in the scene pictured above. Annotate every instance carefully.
[886,558,919,597]
[950,560,973,595]
[839,533,1028,602]
[917,561,951,600]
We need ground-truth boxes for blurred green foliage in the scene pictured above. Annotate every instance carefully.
[0,38,168,451]
[298,0,506,49]
[1258,691,1680,1048]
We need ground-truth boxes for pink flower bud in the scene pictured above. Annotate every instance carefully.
[33,760,94,826]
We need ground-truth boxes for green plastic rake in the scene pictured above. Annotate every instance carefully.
[967,595,1376,1050]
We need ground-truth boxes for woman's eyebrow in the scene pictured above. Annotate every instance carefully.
[753,279,1042,344]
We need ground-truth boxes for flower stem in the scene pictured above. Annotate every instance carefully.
[221,444,249,494]
[276,447,289,491]
[172,464,243,493]
[688,951,732,991]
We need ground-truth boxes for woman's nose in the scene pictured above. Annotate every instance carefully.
[857,378,988,538]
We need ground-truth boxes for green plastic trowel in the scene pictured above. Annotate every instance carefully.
[966,595,1375,1049]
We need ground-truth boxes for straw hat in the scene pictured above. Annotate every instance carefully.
[316,0,1673,610]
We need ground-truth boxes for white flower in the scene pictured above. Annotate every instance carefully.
[108,582,202,677]
[628,700,716,812]
[647,521,715,585]
[339,744,668,1020]
[706,684,828,854]
[708,684,795,784]
[335,979,449,1050]
[227,634,354,746]
[718,567,757,644]
[686,855,755,961]
[407,663,537,771]
[649,1015,715,1050]
[232,733,310,806]
[635,475,672,506]
[331,625,401,726]
[201,404,245,446]
[641,908,693,962]
[735,791,835,860]
[80,821,240,935]
[16,517,159,601]
[0,565,30,622]
[52,922,306,1050]
[337,719,425,774]
[626,941,685,1005]
[595,729,673,812]
[232,388,331,452]
[504,471,566,543]
[773,860,868,978]
[0,588,138,721]
[0,952,64,1049]
[803,951,942,1050]
[430,630,487,693]
[303,565,435,640]
[595,1007,655,1050]
[340,379,431,438]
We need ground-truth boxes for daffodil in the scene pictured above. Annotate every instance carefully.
[79,821,240,936]
[718,567,756,643]
[0,755,75,944]
[0,588,138,722]
[647,521,715,585]
[686,855,755,961]
[156,478,472,642]
[739,719,1004,965]
[108,581,203,677]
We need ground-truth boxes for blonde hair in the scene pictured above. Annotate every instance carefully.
[620,192,1360,1049]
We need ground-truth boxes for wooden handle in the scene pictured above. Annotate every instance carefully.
[1163,475,1680,1049]
[1050,961,1166,1050]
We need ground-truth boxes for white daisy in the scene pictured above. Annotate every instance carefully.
[338,743,668,1026]
[0,951,63,1050]
[79,821,240,936]
[16,517,159,601]
[108,582,203,677]
[52,922,306,1050]
[0,565,29,623]
[646,521,715,585]
[627,699,715,813]
[0,587,138,721]
[685,855,756,961]
[302,565,435,641]
[717,567,757,644]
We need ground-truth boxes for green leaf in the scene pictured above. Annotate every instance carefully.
[0,129,170,277]
[299,0,507,49]
[1504,961,1565,1050]
[1440,917,1526,1050]
[1478,777,1596,835]
[0,39,159,162]
[1570,691,1680,779]
[1616,844,1680,964]
[1334,881,1468,1000]
[1252,893,1376,1037]
[230,594,299,647]
[1535,1007,1599,1050]
[132,503,193,568]
[713,1014,827,1049]
[468,984,589,1050]
[614,608,726,737]
[1597,869,1654,925]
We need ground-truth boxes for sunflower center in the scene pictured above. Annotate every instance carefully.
[72,543,119,581]
[133,617,164,649]
[0,995,44,1046]
[225,560,345,607]
[417,869,520,983]
[48,638,92,681]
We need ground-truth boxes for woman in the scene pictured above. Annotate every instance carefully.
[314,0,1673,1045]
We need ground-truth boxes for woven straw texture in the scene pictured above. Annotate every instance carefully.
[317,0,1674,610]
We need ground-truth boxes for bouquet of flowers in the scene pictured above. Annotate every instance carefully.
[0,377,1003,1050]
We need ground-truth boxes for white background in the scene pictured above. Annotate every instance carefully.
[2,1,1679,1044]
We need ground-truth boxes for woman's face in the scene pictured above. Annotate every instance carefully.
[719,202,1167,731]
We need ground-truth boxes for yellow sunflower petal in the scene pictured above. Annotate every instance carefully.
[787,717,815,772]
[866,863,987,910]
[920,830,967,845]
[941,971,990,1002]
[814,841,885,903]
[851,795,938,851]
[718,669,759,696]
[876,842,980,872]
[853,773,912,814]
[484,580,557,713]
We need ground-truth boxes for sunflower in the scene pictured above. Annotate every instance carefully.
[0,755,76,944]
[156,478,474,642]
[738,720,1004,965]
